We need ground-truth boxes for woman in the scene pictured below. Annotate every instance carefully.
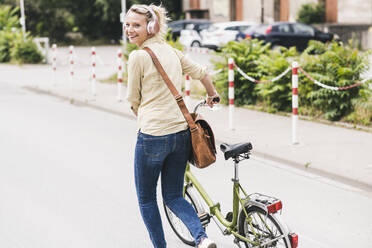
[125,4,219,248]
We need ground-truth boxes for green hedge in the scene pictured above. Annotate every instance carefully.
[299,40,371,120]
[0,5,43,64]
[213,39,372,124]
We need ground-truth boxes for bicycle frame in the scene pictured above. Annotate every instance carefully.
[184,163,261,245]
[179,101,292,247]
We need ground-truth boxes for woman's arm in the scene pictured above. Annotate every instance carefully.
[200,74,219,107]
[126,51,143,116]
[174,49,219,107]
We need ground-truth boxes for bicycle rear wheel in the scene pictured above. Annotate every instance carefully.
[163,190,199,246]
[238,206,290,248]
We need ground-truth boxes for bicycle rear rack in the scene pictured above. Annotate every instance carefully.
[245,193,283,214]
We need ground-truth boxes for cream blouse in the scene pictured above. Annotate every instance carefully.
[126,36,207,136]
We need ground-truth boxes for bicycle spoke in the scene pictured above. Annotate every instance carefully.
[166,207,193,240]
[241,208,288,248]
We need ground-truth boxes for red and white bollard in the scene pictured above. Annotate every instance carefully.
[117,49,123,101]
[228,58,235,130]
[292,61,299,144]
[185,75,191,108]
[69,45,74,88]
[52,44,57,85]
[91,47,97,97]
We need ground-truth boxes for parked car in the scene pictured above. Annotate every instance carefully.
[201,21,257,50]
[179,21,212,47]
[179,29,203,47]
[168,19,211,40]
[236,22,334,51]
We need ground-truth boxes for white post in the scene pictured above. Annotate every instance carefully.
[52,44,57,85]
[44,38,50,64]
[19,0,26,37]
[91,47,97,98]
[228,58,235,130]
[185,75,191,109]
[117,49,123,101]
[69,45,74,89]
[292,61,299,145]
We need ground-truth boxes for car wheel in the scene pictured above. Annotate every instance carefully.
[191,41,201,47]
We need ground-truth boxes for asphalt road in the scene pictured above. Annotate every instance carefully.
[1,74,372,248]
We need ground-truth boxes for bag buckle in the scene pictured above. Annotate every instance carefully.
[190,126,198,132]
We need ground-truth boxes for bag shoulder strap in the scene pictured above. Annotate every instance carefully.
[143,47,197,130]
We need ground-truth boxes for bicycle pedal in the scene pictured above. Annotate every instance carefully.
[198,212,211,227]
[225,212,233,222]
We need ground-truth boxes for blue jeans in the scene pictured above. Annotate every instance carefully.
[134,129,207,248]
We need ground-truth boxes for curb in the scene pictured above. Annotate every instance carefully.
[24,85,372,193]
[250,149,372,193]
[23,86,135,121]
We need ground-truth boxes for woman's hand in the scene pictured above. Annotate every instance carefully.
[206,93,220,107]
[200,74,220,108]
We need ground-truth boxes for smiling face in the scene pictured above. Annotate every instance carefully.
[125,11,149,47]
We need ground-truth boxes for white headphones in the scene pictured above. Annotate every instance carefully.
[144,6,160,35]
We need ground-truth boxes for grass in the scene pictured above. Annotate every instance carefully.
[343,101,372,127]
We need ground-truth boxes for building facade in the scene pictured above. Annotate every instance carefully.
[183,0,372,25]
[183,0,372,49]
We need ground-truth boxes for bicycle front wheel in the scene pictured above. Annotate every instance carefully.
[163,190,198,247]
[238,206,290,248]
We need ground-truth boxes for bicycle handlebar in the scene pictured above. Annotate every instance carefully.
[193,96,220,113]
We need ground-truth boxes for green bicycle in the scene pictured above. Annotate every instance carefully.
[164,101,298,248]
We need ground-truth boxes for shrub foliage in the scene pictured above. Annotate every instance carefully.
[0,5,43,64]
[299,40,371,120]
[214,39,371,123]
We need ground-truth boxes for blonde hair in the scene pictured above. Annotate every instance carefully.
[127,4,170,41]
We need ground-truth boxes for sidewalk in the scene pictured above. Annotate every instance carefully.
[3,62,372,192]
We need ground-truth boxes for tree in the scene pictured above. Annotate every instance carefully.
[297,2,325,24]
[136,0,182,21]
[1,0,73,42]
[0,0,183,43]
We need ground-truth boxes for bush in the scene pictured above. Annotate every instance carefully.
[0,5,20,31]
[0,30,16,62]
[213,39,372,124]
[297,3,325,24]
[256,47,297,111]
[299,40,371,120]
[0,5,43,64]
[11,37,43,64]
[214,39,271,106]
[0,29,43,64]
[0,5,20,62]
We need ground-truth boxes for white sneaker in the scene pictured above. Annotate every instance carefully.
[198,238,217,248]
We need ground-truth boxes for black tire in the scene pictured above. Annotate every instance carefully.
[238,206,289,248]
[191,41,201,47]
[163,190,199,246]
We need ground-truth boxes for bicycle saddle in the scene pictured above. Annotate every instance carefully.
[220,142,252,160]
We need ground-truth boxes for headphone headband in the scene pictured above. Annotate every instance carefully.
[144,6,159,34]
[145,6,158,22]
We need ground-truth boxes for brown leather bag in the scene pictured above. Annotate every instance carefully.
[144,47,216,168]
